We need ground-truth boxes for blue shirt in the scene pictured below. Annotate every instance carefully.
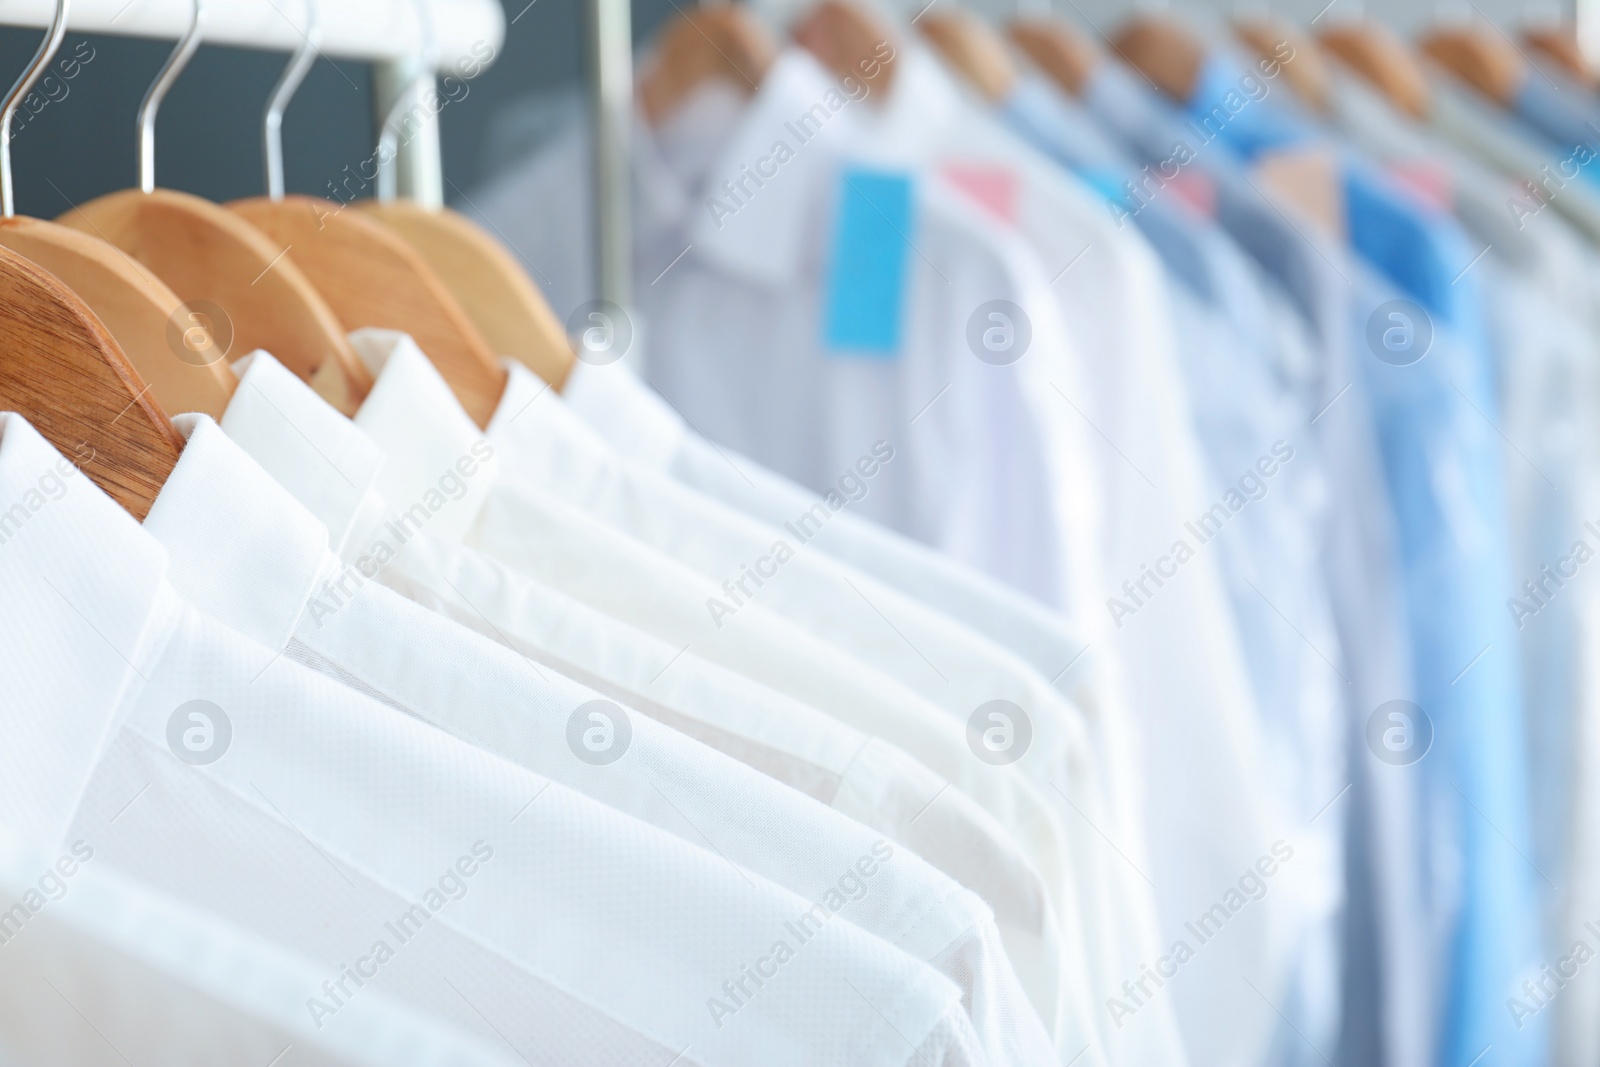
[1085,54,1547,1067]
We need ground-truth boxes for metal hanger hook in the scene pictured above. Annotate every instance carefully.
[376,0,439,202]
[264,0,321,200]
[138,0,205,194]
[0,0,72,217]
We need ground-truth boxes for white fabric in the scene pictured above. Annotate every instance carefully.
[220,349,1067,1040]
[0,828,495,1067]
[147,405,1057,1067]
[478,344,1188,1067]
[333,330,1106,1064]
[561,356,1103,702]
[0,412,983,1067]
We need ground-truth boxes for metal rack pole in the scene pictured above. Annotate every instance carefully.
[588,0,637,371]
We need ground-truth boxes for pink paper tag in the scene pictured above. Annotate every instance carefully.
[942,163,1020,225]
[1387,160,1453,214]
[1164,170,1217,219]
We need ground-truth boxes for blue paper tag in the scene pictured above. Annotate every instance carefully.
[823,168,915,357]
[1079,166,1133,209]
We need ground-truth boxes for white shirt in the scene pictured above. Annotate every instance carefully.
[147,403,1057,1067]
[218,345,1097,1064]
[222,349,1066,1027]
[469,48,1071,606]
[561,355,1106,704]
[0,412,983,1067]
[0,827,495,1067]
[860,48,1309,1067]
[465,341,1182,1067]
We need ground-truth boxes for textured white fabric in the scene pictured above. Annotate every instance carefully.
[0,413,983,1067]
[334,330,1105,1064]
[562,358,1101,704]
[147,408,1057,1067]
[221,350,1066,1042]
[483,350,1180,1067]
[0,827,500,1067]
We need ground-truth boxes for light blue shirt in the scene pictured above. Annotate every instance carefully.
[1086,54,1547,1067]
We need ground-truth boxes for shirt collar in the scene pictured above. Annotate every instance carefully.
[218,350,385,556]
[558,360,689,467]
[0,413,169,852]
[346,328,502,542]
[143,413,334,653]
[486,357,609,462]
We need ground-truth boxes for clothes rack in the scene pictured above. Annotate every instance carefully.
[0,0,506,209]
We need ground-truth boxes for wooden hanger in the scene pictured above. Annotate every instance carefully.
[0,222,236,419]
[1111,14,1206,102]
[1418,24,1527,106]
[0,0,233,421]
[1255,145,1346,240]
[358,200,576,391]
[791,0,899,98]
[352,0,573,393]
[1524,25,1594,87]
[57,0,372,417]
[1235,17,1332,112]
[918,9,1018,103]
[0,242,182,520]
[232,199,506,426]
[640,4,777,125]
[230,0,506,428]
[1317,21,1431,118]
[1007,18,1102,97]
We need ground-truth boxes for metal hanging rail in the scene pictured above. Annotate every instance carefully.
[587,0,637,371]
[0,0,502,70]
[0,0,502,210]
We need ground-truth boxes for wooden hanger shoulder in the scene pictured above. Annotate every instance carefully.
[1318,23,1432,117]
[358,199,575,392]
[1111,15,1205,103]
[0,216,235,420]
[56,187,370,417]
[0,242,181,520]
[1524,26,1592,87]
[1006,19,1101,98]
[231,195,507,428]
[1235,18,1332,112]
[918,10,1019,103]
[640,4,777,124]
[1418,26,1527,106]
